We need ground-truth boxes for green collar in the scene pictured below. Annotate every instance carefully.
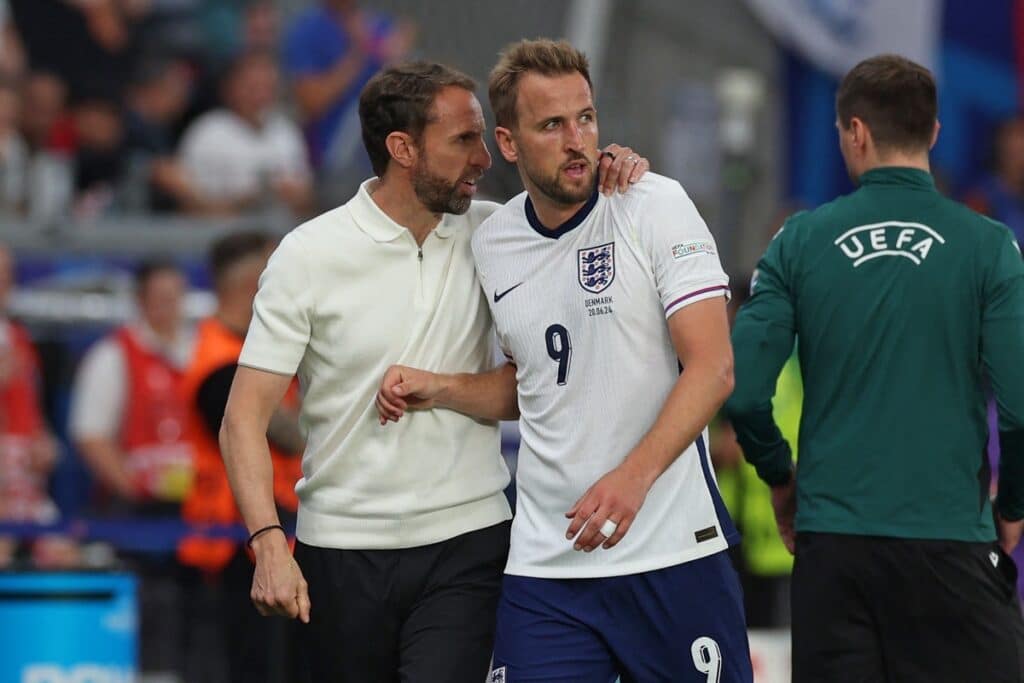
[858,166,936,190]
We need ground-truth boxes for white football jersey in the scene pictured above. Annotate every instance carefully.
[473,173,737,578]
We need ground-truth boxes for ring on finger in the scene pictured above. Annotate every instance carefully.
[599,519,619,537]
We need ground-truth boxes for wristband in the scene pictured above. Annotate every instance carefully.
[246,524,286,548]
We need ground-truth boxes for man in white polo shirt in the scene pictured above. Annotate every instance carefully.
[216,60,647,682]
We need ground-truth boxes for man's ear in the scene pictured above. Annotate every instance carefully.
[848,116,870,155]
[385,131,418,170]
[494,126,518,163]
[929,119,941,150]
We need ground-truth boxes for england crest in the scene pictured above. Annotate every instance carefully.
[578,242,615,293]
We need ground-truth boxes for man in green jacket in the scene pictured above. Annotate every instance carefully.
[726,54,1024,683]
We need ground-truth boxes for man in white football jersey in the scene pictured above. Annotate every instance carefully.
[377,40,752,682]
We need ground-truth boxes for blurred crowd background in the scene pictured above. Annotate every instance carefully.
[0,0,1021,680]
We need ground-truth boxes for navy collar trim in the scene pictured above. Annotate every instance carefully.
[525,187,600,240]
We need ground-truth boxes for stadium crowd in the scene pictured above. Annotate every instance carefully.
[0,0,414,223]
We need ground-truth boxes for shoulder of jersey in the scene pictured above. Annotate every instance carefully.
[472,192,528,240]
[610,172,687,211]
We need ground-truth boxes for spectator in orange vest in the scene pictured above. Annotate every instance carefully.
[0,242,70,568]
[70,259,195,514]
[178,230,303,683]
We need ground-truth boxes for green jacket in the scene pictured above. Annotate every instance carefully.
[726,167,1024,541]
[719,354,802,576]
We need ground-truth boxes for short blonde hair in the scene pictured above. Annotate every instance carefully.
[488,38,592,129]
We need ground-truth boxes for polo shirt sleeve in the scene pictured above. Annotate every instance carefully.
[979,225,1024,519]
[635,179,730,318]
[239,232,313,376]
[723,221,798,486]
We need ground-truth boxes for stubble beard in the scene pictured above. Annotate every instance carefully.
[411,159,473,216]
[522,153,595,206]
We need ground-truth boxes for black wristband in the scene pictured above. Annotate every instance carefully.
[246,524,286,548]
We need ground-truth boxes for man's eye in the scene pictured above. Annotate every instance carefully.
[544,120,560,130]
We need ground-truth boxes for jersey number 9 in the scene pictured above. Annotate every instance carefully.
[544,324,572,386]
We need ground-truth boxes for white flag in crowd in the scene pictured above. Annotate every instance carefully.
[744,0,942,78]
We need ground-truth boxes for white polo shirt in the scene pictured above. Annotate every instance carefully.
[239,179,512,549]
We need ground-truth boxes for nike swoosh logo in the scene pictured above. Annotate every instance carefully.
[493,283,523,303]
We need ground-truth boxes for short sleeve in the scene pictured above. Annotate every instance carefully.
[635,180,730,318]
[178,118,229,198]
[239,233,313,375]
[68,338,126,441]
[273,118,312,180]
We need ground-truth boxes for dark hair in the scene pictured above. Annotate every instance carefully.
[488,39,592,129]
[836,54,937,153]
[134,259,181,292]
[209,230,275,283]
[358,61,477,177]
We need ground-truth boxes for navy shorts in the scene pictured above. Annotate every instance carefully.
[490,551,752,682]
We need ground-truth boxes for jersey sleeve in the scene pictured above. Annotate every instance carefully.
[979,226,1024,519]
[723,222,798,486]
[471,224,513,361]
[238,232,314,375]
[635,180,730,318]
